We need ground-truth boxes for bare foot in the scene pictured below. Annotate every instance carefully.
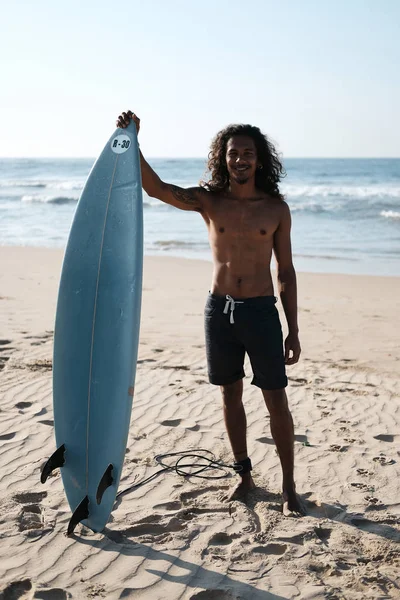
[227,474,256,502]
[283,488,306,517]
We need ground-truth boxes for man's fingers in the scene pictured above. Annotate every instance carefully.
[284,340,301,365]
[287,355,299,366]
[116,110,140,131]
[289,349,301,365]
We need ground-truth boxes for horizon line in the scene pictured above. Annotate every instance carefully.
[1,156,399,161]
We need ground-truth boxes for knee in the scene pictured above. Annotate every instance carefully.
[221,380,243,406]
[262,389,289,415]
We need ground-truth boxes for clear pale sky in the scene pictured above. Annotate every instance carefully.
[1,0,399,158]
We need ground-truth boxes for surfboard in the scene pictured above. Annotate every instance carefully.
[41,121,143,534]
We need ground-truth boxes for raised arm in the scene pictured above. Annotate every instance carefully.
[116,110,204,212]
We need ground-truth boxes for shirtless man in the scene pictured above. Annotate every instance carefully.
[117,110,305,516]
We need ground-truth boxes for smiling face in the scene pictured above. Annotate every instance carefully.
[225,135,259,186]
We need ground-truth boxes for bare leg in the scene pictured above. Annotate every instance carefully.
[262,388,305,516]
[221,380,256,500]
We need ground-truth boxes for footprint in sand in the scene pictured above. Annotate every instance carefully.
[202,532,233,559]
[373,454,395,466]
[364,495,381,505]
[209,532,233,546]
[18,504,43,530]
[0,579,32,599]
[14,492,47,504]
[13,493,50,535]
[350,482,370,491]
[357,468,371,476]
[329,444,348,452]
[111,513,186,544]
[253,542,287,555]
[13,493,50,534]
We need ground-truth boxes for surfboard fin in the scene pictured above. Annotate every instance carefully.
[41,444,66,483]
[96,464,114,505]
[67,496,89,536]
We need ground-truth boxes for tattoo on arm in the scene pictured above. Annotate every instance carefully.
[169,185,199,207]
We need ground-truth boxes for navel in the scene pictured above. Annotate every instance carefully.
[237,277,242,287]
[260,229,266,235]
[219,227,225,233]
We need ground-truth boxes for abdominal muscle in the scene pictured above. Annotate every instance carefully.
[210,245,275,298]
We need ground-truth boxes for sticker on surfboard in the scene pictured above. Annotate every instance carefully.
[111,134,131,154]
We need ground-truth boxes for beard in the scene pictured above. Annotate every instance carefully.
[231,173,250,185]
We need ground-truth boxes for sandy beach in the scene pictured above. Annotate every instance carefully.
[0,245,399,600]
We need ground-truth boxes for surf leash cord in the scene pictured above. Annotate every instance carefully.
[116,449,252,499]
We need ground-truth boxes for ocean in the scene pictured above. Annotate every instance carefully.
[0,157,399,276]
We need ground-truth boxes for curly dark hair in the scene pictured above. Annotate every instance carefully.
[200,124,286,199]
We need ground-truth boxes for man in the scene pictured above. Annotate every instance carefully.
[117,110,305,516]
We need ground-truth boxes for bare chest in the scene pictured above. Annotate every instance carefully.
[205,200,280,242]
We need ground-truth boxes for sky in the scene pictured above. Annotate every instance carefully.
[1,0,399,158]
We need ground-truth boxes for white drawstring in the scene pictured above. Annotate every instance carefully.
[223,295,244,324]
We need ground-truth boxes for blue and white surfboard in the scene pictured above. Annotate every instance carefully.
[41,121,143,534]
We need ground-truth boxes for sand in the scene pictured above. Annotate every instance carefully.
[0,246,399,600]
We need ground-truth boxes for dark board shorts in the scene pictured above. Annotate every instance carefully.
[204,293,288,390]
